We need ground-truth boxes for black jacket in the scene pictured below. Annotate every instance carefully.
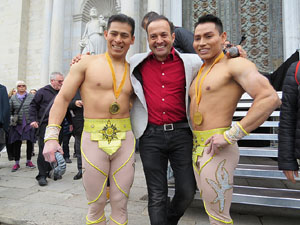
[173,27,196,54]
[0,84,10,132]
[29,84,58,124]
[68,90,84,135]
[278,61,300,171]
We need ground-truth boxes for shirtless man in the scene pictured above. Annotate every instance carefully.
[189,14,281,225]
[42,14,135,225]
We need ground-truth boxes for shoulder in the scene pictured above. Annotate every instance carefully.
[226,57,257,75]
[70,54,100,72]
[179,53,202,66]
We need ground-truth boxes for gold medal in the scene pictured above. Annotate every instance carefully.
[109,102,120,115]
[105,52,128,116]
[193,111,203,125]
[194,52,224,126]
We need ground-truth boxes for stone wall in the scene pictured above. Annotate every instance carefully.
[0,0,44,91]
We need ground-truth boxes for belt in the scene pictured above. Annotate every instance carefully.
[148,122,190,132]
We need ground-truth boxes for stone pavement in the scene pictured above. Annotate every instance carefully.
[0,142,300,225]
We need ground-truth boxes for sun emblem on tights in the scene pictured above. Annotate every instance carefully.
[206,159,233,212]
[101,120,120,144]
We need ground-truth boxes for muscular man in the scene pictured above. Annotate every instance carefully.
[43,14,135,225]
[189,14,281,225]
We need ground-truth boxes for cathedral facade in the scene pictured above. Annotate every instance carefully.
[0,0,299,91]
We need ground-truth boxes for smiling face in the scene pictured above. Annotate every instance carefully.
[193,22,226,62]
[147,19,175,61]
[104,21,135,60]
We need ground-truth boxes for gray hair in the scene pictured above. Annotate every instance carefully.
[50,72,64,81]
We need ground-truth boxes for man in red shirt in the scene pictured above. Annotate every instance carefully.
[129,15,201,225]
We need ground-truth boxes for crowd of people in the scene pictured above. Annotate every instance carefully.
[0,11,298,225]
[0,73,83,185]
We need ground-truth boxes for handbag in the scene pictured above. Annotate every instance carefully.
[10,114,18,126]
[10,95,27,126]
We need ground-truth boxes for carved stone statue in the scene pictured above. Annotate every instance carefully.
[79,7,106,54]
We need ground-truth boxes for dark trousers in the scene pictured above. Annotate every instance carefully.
[13,140,33,161]
[62,132,72,159]
[36,123,63,179]
[139,124,196,225]
[73,132,82,172]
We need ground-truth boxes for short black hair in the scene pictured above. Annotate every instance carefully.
[194,14,223,34]
[141,11,159,28]
[107,14,135,36]
[146,14,175,34]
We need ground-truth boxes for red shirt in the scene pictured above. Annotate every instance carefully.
[140,48,186,125]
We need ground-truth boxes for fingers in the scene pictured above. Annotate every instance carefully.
[205,137,213,145]
[56,146,64,155]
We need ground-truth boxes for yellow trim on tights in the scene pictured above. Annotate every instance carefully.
[203,201,233,224]
[110,216,128,225]
[86,213,106,224]
[112,139,135,198]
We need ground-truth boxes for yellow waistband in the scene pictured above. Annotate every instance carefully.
[192,127,230,162]
[83,118,131,133]
[192,127,230,146]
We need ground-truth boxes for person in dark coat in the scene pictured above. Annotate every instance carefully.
[29,72,64,186]
[278,61,300,183]
[68,90,84,180]
[0,84,10,152]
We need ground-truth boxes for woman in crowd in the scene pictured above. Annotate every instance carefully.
[9,81,36,171]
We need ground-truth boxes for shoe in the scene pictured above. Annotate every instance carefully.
[65,158,72,163]
[26,161,36,168]
[11,164,20,172]
[38,177,48,186]
[73,171,82,180]
[73,152,77,158]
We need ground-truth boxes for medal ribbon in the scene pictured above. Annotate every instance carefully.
[195,52,224,106]
[105,52,128,99]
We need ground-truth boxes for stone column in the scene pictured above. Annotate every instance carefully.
[41,0,53,85]
[148,0,161,13]
[120,0,137,58]
[171,0,182,26]
[282,0,300,60]
[49,0,65,74]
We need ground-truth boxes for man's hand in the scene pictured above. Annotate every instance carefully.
[283,170,299,183]
[70,52,90,66]
[205,134,229,156]
[75,100,83,108]
[43,140,64,163]
[30,121,39,128]
[236,45,247,58]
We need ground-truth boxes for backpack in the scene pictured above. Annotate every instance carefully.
[295,61,300,85]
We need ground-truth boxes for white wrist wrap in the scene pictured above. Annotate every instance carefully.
[44,124,61,143]
[224,122,248,145]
